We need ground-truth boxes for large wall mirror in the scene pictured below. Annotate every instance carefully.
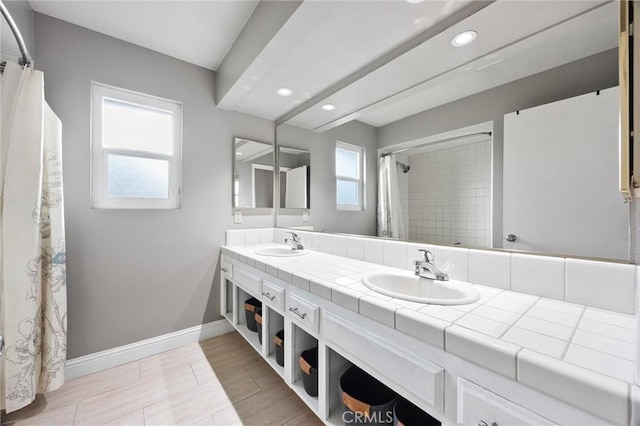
[233,137,275,210]
[275,1,631,261]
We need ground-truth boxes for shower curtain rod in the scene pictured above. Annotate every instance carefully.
[380,131,492,157]
[0,0,33,73]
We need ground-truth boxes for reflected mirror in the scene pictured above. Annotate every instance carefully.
[233,137,274,209]
[278,146,310,209]
[275,1,629,261]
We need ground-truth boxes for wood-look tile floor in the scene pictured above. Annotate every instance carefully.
[2,332,323,426]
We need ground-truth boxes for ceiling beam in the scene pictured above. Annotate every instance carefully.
[216,0,302,107]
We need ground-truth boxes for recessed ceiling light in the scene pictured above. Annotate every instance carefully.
[321,104,336,111]
[277,88,293,97]
[237,152,243,155]
[451,30,477,47]
[406,0,423,3]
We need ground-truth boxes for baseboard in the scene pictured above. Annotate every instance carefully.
[65,319,235,380]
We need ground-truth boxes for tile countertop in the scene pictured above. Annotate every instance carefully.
[222,243,637,424]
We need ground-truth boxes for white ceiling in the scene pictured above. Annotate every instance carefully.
[217,0,474,121]
[29,0,258,70]
[27,0,618,130]
[287,1,617,130]
[355,2,616,129]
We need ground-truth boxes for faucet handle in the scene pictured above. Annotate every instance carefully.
[286,231,299,242]
[417,249,435,263]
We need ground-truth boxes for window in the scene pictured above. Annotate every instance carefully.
[91,82,182,209]
[336,141,364,211]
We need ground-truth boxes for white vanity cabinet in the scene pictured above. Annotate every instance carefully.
[324,310,444,414]
[233,265,262,297]
[262,280,285,311]
[288,290,320,333]
[219,252,617,426]
[457,379,557,426]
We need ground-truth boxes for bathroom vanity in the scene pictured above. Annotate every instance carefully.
[221,228,639,425]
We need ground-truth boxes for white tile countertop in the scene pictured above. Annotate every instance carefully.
[221,243,638,424]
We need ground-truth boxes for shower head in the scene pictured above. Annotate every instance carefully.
[397,162,410,173]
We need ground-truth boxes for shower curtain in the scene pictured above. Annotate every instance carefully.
[1,62,67,413]
[377,154,406,239]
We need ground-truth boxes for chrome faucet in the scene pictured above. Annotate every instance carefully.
[414,249,449,281]
[284,232,304,250]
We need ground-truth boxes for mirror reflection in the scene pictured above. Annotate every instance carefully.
[278,146,310,209]
[378,125,493,249]
[233,137,274,209]
[275,1,629,261]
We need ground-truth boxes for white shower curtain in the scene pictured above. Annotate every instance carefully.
[1,62,67,413]
[377,154,406,239]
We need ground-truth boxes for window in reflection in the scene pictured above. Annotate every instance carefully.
[336,142,364,211]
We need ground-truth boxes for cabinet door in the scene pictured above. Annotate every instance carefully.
[457,378,557,426]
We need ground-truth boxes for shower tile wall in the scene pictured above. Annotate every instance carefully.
[403,141,491,247]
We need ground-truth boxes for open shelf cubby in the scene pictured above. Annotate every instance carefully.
[291,323,320,413]
[235,286,262,353]
[223,279,234,322]
[265,307,285,378]
[326,346,355,425]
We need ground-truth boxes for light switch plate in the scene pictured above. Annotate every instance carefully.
[303,211,309,222]
[234,211,242,224]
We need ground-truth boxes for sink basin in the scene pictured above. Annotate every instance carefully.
[361,270,480,305]
[255,247,309,257]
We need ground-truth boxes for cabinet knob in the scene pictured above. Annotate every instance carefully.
[505,234,517,242]
[221,268,228,272]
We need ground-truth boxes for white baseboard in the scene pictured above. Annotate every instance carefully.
[65,319,235,380]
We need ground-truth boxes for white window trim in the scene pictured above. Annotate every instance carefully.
[336,141,365,211]
[90,82,182,209]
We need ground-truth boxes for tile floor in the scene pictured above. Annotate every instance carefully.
[2,332,322,426]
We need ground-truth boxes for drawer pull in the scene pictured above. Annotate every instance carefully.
[289,307,307,319]
[262,292,276,301]
[221,268,228,272]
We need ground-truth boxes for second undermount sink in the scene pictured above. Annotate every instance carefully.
[361,270,480,305]
[255,247,309,257]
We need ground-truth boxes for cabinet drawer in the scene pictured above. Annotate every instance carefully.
[288,292,319,333]
[262,280,285,311]
[221,259,233,280]
[457,378,557,426]
[324,311,444,413]
[234,266,262,297]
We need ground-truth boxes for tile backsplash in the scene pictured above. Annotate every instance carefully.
[224,228,637,315]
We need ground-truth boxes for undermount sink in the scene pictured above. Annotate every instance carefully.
[255,247,309,257]
[361,270,480,305]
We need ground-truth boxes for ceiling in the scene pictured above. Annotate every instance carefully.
[284,0,617,130]
[29,0,258,70]
[28,0,617,130]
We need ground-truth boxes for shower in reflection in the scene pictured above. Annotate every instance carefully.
[397,162,411,173]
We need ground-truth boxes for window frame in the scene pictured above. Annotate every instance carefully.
[335,141,365,211]
[90,82,182,209]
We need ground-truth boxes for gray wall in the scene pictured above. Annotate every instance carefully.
[377,48,619,247]
[35,14,274,358]
[277,120,378,236]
